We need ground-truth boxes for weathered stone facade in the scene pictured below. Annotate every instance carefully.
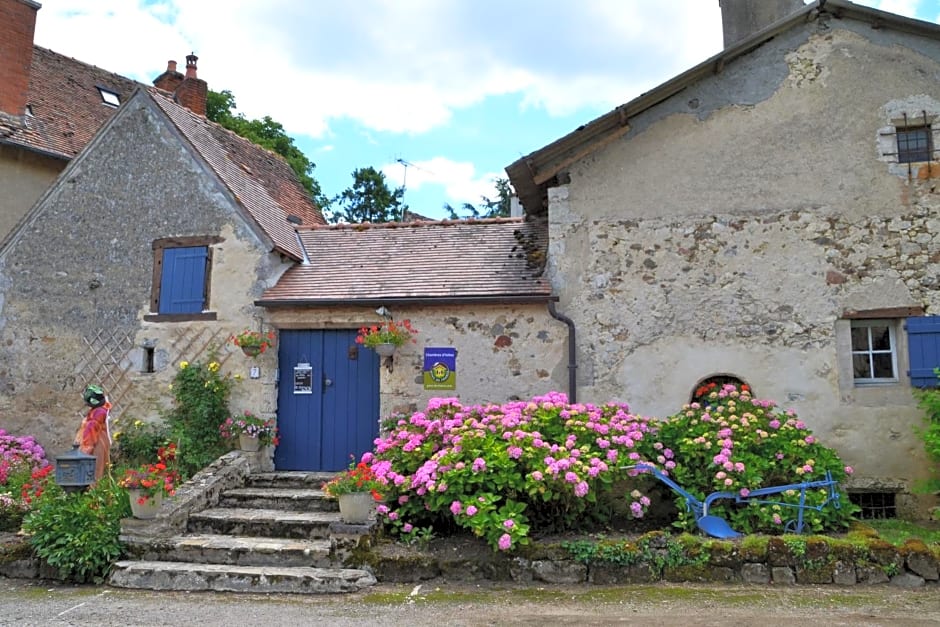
[267,304,567,419]
[0,93,290,457]
[543,21,940,515]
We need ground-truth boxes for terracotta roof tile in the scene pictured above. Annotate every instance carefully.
[259,218,553,304]
[3,46,140,159]
[150,89,325,260]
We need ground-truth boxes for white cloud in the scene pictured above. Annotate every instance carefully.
[381,158,501,205]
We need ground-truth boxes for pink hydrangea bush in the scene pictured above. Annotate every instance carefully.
[634,384,857,535]
[0,430,49,531]
[367,392,658,552]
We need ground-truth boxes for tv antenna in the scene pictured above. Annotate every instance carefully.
[396,158,414,191]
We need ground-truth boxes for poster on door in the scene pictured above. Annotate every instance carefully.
[423,347,456,390]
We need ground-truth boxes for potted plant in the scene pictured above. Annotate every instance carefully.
[230,329,276,357]
[322,458,384,524]
[219,411,279,452]
[117,442,179,519]
[355,319,418,357]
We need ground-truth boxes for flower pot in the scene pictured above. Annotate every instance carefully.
[128,489,163,519]
[374,343,396,357]
[239,433,261,452]
[241,345,262,357]
[337,492,375,524]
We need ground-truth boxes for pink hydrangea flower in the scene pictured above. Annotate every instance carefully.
[498,534,512,551]
[450,501,463,515]
[466,505,478,516]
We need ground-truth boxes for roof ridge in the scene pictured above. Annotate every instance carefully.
[33,45,145,88]
[300,216,524,231]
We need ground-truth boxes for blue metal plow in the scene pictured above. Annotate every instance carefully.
[627,462,842,539]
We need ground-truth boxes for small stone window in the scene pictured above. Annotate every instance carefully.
[897,125,932,163]
[848,491,896,520]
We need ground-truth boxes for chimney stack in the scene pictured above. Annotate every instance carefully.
[174,53,207,117]
[0,0,40,119]
[152,59,184,93]
[153,53,208,117]
[719,0,805,49]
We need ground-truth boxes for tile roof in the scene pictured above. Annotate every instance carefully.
[150,89,325,260]
[258,217,553,305]
[0,46,140,159]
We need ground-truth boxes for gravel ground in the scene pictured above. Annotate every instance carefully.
[2,577,940,626]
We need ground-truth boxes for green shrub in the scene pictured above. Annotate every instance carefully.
[914,369,940,492]
[636,384,858,535]
[165,357,234,478]
[112,417,172,468]
[22,475,129,583]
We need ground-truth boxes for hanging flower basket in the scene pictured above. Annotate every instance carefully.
[230,329,276,357]
[355,320,418,352]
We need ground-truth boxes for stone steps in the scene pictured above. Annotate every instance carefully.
[219,487,338,512]
[122,533,334,568]
[109,458,376,595]
[187,507,338,539]
[109,560,376,593]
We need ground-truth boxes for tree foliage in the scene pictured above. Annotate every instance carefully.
[329,166,406,224]
[206,90,327,207]
[444,177,514,219]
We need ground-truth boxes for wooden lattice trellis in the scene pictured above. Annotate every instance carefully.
[77,325,235,420]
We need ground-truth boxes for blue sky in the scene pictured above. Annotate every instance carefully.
[33,0,940,220]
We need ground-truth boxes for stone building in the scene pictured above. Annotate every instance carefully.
[506,0,940,517]
[0,78,325,461]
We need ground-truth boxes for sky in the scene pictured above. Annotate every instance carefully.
[31,0,940,220]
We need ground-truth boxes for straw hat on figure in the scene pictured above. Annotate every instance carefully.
[74,384,112,483]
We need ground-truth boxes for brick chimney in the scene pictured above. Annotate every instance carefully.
[719,0,805,49]
[0,0,40,119]
[173,53,207,117]
[152,59,184,93]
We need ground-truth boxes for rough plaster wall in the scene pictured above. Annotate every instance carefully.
[268,303,566,419]
[549,25,940,515]
[0,145,61,241]
[0,97,289,458]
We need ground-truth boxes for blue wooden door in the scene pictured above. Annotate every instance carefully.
[274,329,380,470]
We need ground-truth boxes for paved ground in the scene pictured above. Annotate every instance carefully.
[2,577,940,626]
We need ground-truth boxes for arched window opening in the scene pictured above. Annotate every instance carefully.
[691,374,751,405]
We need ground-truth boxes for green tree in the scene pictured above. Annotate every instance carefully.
[444,177,514,219]
[330,166,406,223]
[206,90,327,208]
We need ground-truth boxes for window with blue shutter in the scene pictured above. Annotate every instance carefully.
[158,246,208,314]
[907,316,940,388]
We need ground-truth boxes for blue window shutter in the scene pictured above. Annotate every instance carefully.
[907,316,940,388]
[159,246,208,314]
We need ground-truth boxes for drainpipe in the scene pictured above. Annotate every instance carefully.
[548,300,577,403]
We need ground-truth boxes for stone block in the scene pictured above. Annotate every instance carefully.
[530,559,587,584]
[890,572,926,589]
[741,562,770,584]
[771,566,795,584]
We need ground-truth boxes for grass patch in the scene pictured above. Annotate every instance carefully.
[864,520,940,546]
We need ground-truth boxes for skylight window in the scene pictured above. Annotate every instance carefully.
[97,87,120,107]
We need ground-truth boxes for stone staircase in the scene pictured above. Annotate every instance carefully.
[109,453,377,594]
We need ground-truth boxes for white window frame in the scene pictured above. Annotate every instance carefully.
[850,319,898,385]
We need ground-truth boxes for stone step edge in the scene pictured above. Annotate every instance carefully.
[189,507,341,521]
[109,560,376,594]
[222,487,332,499]
[124,532,332,552]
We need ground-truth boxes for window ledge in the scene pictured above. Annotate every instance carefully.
[144,312,218,323]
